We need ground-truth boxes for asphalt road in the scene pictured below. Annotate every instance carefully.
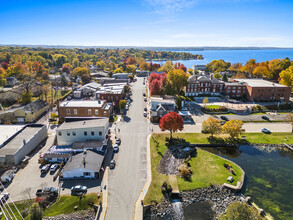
[106,78,149,220]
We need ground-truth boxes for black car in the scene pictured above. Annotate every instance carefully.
[143,93,146,97]
[261,115,270,121]
[71,185,87,195]
[144,107,147,111]
[220,116,229,121]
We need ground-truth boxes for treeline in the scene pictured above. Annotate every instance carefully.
[205,58,293,88]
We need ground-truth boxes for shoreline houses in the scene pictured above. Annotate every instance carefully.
[58,100,113,123]
[185,74,291,102]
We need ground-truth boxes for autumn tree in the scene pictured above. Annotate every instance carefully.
[54,54,67,67]
[125,65,136,74]
[213,73,222,79]
[148,72,167,95]
[159,112,184,139]
[187,68,194,75]
[241,59,257,76]
[29,203,43,220]
[114,68,123,73]
[158,61,174,73]
[219,202,262,220]
[81,74,90,84]
[119,100,127,109]
[167,69,188,95]
[222,120,244,139]
[6,62,26,79]
[279,66,293,88]
[228,63,242,73]
[22,91,32,104]
[61,65,71,74]
[174,62,187,73]
[1,62,8,70]
[96,61,106,69]
[125,57,137,65]
[203,97,209,106]
[222,73,228,82]
[202,116,222,137]
[139,61,149,71]
[72,67,89,77]
[0,67,5,76]
[206,60,231,73]
[252,64,269,78]
[268,58,291,80]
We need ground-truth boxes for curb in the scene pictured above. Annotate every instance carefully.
[134,134,152,220]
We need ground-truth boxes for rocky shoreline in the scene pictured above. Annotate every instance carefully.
[147,185,245,219]
[43,209,95,220]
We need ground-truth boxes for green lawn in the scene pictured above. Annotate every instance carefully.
[2,193,100,219]
[177,149,242,190]
[205,105,222,109]
[144,132,293,205]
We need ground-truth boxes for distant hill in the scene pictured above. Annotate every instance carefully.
[0,44,292,51]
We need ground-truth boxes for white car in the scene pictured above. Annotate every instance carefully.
[261,128,271,133]
[50,164,59,172]
[113,145,119,153]
[125,105,129,110]
[144,97,147,102]
[143,111,147,117]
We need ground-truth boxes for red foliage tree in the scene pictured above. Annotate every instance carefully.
[159,112,184,139]
[174,62,187,73]
[148,72,167,95]
[1,62,8,70]
[61,65,70,74]
[125,57,137,65]
[153,63,161,71]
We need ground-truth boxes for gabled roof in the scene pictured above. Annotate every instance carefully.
[63,150,104,172]
[197,76,211,82]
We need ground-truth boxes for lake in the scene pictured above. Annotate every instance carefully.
[152,49,293,69]
[205,145,293,220]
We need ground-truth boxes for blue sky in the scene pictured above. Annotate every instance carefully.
[0,0,292,47]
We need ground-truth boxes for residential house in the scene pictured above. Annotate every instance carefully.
[58,100,113,122]
[73,82,101,99]
[0,99,49,124]
[61,150,105,179]
[150,96,176,120]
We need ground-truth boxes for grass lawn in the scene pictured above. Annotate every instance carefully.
[177,149,242,191]
[205,105,222,109]
[144,132,293,205]
[2,193,100,219]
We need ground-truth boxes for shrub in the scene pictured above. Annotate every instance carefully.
[29,203,43,220]
[179,164,192,180]
[161,181,172,195]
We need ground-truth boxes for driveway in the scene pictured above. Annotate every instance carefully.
[106,78,149,220]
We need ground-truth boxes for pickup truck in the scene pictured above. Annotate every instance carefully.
[36,187,58,197]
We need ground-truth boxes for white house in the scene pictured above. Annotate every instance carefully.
[61,150,104,179]
[56,119,109,146]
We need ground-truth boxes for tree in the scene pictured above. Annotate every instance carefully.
[222,73,228,82]
[81,74,90,84]
[149,79,161,95]
[202,116,222,137]
[1,62,8,70]
[213,73,222,79]
[253,63,269,78]
[158,61,174,73]
[148,73,167,95]
[125,65,136,74]
[167,69,188,95]
[240,59,257,76]
[203,97,209,106]
[222,120,244,139]
[114,68,123,73]
[268,58,291,80]
[119,100,127,109]
[53,54,67,67]
[187,68,194,75]
[22,91,32,104]
[29,203,43,220]
[72,67,89,77]
[96,61,106,69]
[61,65,70,74]
[206,60,231,73]
[0,67,5,76]
[125,57,137,65]
[159,112,184,139]
[139,61,149,71]
[228,63,242,73]
[0,75,6,87]
[279,66,293,88]
[219,202,262,220]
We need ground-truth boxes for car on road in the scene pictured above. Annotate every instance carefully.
[0,193,9,204]
[125,105,129,110]
[261,115,270,121]
[41,164,51,173]
[113,145,119,153]
[144,107,147,111]
[143,93,146,97]
[110,160,116,169]
[50,164,59,172]
[261,128,271,133]
[144,97,147,102]
[36,187,58,197]
[143,111,147,117]
[220,116,229,121]
[116,137,121,145]
[71,185,87,195]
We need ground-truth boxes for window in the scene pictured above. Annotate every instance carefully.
[104,111,107,115]
[67,131,70,136]
[66,109,70,114]
[91,131,94,136]
[72,131,76,136]
[88,109,92,115]
[84,172,91,176]
[99,131,102,136]
[58,132,62,136]
[84,131,87,136]
[74,109,78,115]
[95,109,99,115]
[116,96,118,100]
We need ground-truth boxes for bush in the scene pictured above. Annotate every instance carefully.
[179,164,192,180]
[30,203,43,220]
[161,181,172,195]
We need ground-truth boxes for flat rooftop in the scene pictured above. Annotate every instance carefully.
[0,126,44,156]
[234,79,288,88]
[150,97,175,104]
[0,125,24,147]
[59,100,105,108]
[57,118,109,131]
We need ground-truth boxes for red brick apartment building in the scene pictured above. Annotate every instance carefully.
[58,100,113,122]
[224,82,246,98]
[232,79,291,102]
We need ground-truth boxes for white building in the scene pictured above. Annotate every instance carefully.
[62,150,104,179]
[112,73,132,79]
[56,119,109,145]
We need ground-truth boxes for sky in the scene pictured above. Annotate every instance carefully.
[0,0,293,47]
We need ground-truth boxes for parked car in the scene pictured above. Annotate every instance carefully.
[261,115,270,121]
[144,107,147,111]
[125,105,129,110]
[36,187,58,197]
[143,111,147,117]
[144,97,147,102]
[71,185,87,195]
[0,193,9,204]
[116,137,121,145]
[113,145,119,153]
[110,160,116,169]
[221,121,226,126]
[143,93,146,97]
[50,164,59,172]
[220,116,229,121]
[41,164,51,173]
[261,128,271,133]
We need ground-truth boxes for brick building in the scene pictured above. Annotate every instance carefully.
[232,79,291,102]
[185,75,225,96]
[95,83,126,106]
[224,82,246,99]
[58,100,113,122]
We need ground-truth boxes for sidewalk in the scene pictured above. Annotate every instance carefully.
[98,167,109,220]
[134,134,152,220]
